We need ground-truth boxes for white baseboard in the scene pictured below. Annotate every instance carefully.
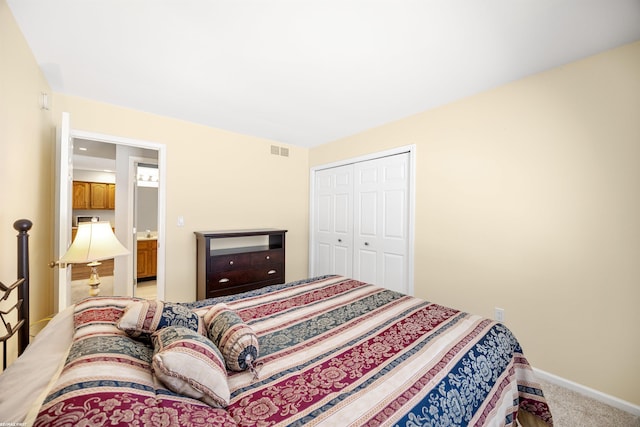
[533,368,640,417]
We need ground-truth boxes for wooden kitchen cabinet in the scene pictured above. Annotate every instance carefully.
[72,181,116,210]
[90,183,108,209]
[137,239,157,279]
[107,183,116,209]
[72,182,91,209]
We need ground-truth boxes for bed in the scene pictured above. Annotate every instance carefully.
[0,221,553,426]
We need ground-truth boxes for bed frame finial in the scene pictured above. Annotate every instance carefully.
[13,219,31,354]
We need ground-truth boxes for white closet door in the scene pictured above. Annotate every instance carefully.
[314,164,354,277]
[353,153,409,294]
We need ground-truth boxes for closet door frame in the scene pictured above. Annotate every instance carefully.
[309,144,416,296]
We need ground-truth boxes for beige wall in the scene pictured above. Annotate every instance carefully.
[310,41,640,406]
[52,95,310,303]
[0,0,55,363]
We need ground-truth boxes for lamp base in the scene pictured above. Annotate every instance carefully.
[87,261,102,296]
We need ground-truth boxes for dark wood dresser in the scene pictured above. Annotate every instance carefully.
[195,229,287,299]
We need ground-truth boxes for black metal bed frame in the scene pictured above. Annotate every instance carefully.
[1,219,31,369]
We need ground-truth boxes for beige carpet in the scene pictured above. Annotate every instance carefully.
[539,380,640,427]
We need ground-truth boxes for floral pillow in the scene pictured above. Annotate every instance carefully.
[204,303,259,373]
[152,326,230,408]
[117,299,204,339]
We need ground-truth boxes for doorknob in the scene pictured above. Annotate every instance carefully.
[364,242,369,246]
[49,260,67,268]
[338,239,342,242]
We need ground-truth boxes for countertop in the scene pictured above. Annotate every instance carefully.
[136,231,158,241]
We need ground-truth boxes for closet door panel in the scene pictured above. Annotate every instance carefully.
[317,195,331,232]
[353,153,409,293]
[356,249,377,284]
[316,242,331,276]
[314,165,353,278]
[384,190,405,238]
[334,193,350,234]
[334,245,350,277]
[358,191,378,237]
[383,253,405,293]
[380,154,409,293]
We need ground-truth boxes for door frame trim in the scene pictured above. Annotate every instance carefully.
[68,128,166,304]
[309,144,416,295]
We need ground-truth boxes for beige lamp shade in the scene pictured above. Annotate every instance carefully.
[60,221,129,263]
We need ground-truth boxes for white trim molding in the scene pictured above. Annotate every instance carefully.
[534,368,640,416]
[70,128,167,302]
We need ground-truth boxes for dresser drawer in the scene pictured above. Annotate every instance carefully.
[196,229,287,300]
[208,267,284,288]
[250,249,283,266]
[210,253,251,272]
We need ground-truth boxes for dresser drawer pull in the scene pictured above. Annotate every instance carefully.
[267,270,277,275]
[219,278,230,283]
[229,260,234,265]
[265,255,270,260]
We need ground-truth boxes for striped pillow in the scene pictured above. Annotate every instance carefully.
[117,299,204,339]
[74,296,140,339]
[152,326,230,408]
[204,303,259,372]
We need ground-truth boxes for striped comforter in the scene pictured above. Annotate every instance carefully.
[35,275,552,426]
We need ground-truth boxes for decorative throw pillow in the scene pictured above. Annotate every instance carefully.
[204,303,259,372]
[117,299,204,339]
[152,326,230,408]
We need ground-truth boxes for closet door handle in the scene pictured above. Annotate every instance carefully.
[219,278,230,283]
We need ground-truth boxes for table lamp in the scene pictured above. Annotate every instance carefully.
[60,221,129,296]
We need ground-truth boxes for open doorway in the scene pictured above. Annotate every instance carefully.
[54,113,166,310]
[68,139,161,303]
[134,163,159,300]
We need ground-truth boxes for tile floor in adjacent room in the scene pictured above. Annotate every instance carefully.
[71,277,157,303]
[135,280,157,300]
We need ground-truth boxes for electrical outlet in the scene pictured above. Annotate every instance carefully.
[494,307,505,322]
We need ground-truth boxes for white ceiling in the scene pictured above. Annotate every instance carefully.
[8,0,640,148]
